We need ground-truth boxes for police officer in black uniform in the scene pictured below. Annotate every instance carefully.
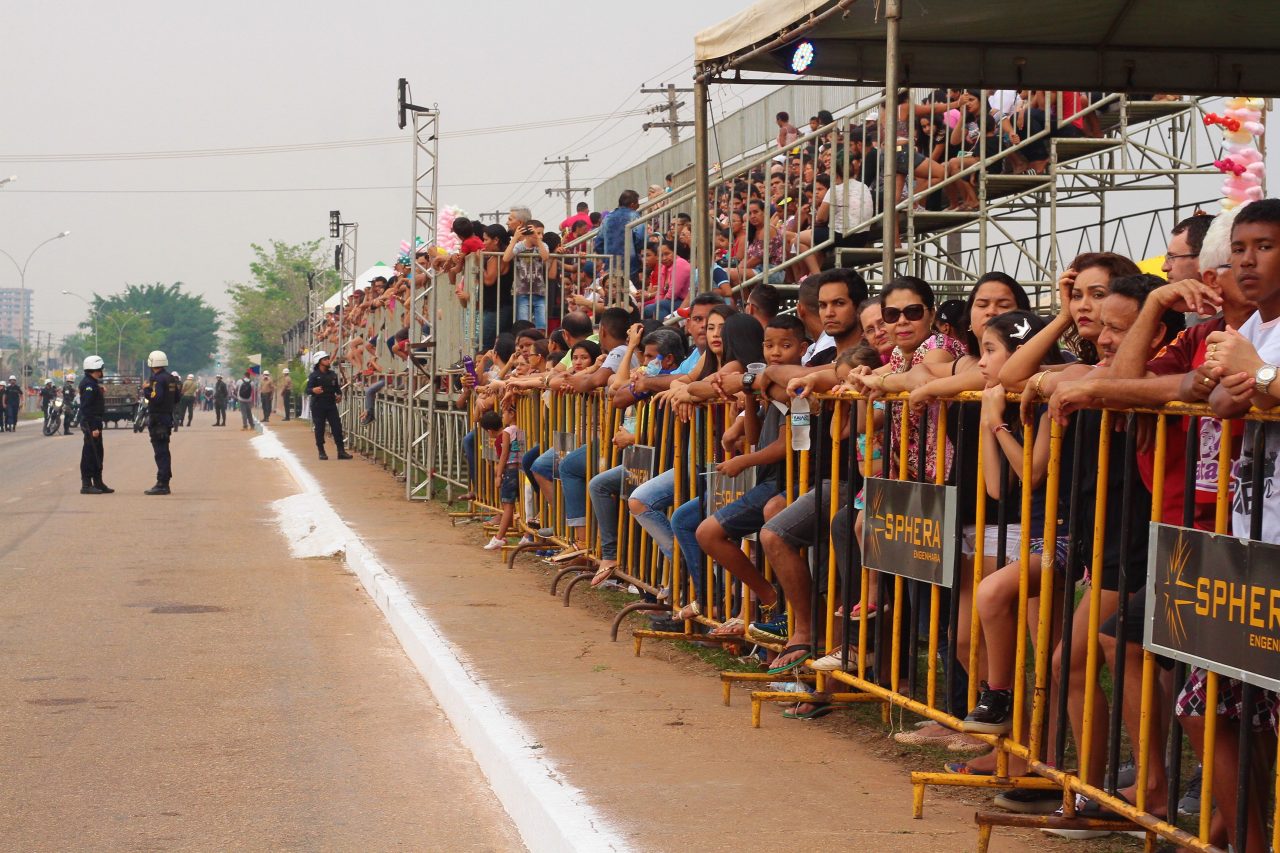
[79,356,113,494]
[39,378,56,416]
[61,373,78,434]
[305,351,351,460]
[143,350,182,495]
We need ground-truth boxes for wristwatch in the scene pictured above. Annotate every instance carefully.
[1255,364,1278,396]
[741,372,757,393]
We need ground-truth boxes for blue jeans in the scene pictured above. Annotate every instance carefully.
[515,293,546,328]
[462,428,476,488]
[642,299,673,320]
[629,468,676,554]
[521,445,540,479]
[588,465,625,560]
[481,311,498,350]
[671,497,707,600]
[556,445,588,526]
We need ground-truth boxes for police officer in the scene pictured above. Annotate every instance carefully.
[3,375,20,431]
[61,373,77,434]
[305,351,351,460]
[40,378,56,416]
[79,356,113,494]
[280,367,293,421]
[143,350,181,495]
[213,374,228,425]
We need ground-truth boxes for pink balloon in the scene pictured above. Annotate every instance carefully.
[1246,186,1265,201]
[944,109,961,129]
[1244,121,1266,136]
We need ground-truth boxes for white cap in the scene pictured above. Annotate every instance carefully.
[312,350,329,365]
[282,368,290,375]
[146,350,168,368]
[186,373,194,379]
[263,369,270,376]
[6,375,14,381]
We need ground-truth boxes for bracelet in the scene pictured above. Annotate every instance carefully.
[994,423,1012,435]
[1031,371,1047,400]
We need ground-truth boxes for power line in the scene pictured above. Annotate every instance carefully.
[0,111,649,164]
[1,178,604,195]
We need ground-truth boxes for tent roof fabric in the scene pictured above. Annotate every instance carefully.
[695,0,1280,96]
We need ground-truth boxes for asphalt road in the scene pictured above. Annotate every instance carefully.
[0,416,522,852]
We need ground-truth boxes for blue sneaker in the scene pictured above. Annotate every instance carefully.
[745,615,788,645]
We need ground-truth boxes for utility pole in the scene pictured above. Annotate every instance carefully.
[642,83,694,146]
[478,210,505,224]
[543,155,590,219]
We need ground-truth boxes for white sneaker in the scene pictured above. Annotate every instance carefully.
[519,534,535,545]
[483,536,505,551]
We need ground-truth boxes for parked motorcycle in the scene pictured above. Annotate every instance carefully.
[42,397,79,436]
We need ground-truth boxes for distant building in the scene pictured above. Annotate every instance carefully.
[0,288,31,344]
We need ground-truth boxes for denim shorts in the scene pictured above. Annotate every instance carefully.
[713,481,782,539]
[499,467,519,504]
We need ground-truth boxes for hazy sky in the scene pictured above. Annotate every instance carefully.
[4,1,1272,352]
[0,0,747,346]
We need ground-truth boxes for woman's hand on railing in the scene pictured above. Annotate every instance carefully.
[1047,378,1096,426]
[612,428,635,449]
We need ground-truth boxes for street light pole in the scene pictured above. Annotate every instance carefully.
[108,310,149,375]
[0,230,71,378]
[61,289,99,353]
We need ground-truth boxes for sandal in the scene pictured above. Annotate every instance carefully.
[674,601,701,621]
[590,562,616,587]
[766,643,813,675]
[782,702,834,720]
[944,760,994,776]
[710,617,745,637]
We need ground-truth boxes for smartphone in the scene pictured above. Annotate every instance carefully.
[462,356,477,380]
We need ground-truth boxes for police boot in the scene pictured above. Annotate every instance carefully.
[93,478,115,494]
[318,447,329,460]
[80,478,104,494]
[336,448,354,460]
[144,482,171,495]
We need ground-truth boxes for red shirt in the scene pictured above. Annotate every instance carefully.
[460,236,485,256]
[1139,317,1241,529]
[560,213,591,233]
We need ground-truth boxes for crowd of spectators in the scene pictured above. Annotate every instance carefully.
[447,198,1280,853]
[292,86,1280,851]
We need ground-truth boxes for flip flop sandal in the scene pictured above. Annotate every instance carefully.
[674,601,702,621]
[782,702,834,720]
[944,761,994,776]
[710,617,745,637]
[766,644,813,675]
[590,563,616,587]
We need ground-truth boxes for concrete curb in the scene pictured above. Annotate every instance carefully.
[252,429,629,853]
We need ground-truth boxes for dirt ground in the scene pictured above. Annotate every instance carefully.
[275,421,1131,853]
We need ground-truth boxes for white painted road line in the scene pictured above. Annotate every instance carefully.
[252,429,630,853]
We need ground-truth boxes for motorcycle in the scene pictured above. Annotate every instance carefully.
[42,398,64,436]
[43,398,79,436]
[133,398,149,433]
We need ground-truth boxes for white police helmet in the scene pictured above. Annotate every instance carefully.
[83,356,104,371]
[312,350,329,365]
[147,350,168,368]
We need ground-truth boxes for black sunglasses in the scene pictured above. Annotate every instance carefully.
[882,303,928,323]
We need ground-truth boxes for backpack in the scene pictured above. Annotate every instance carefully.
[238,379,253,400]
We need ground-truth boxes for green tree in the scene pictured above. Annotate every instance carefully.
[85,283,221,373]
[59,332,91,370]
[227,240,337,369]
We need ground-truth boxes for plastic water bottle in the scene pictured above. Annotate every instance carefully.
[790,396,811,451]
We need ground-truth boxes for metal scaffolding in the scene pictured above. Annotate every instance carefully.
[400,80,441,501]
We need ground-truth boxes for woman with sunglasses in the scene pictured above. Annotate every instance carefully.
[850,276,966,482]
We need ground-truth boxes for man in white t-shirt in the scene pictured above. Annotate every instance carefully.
[1206,199,1280,543]
[1201,196,1280,853]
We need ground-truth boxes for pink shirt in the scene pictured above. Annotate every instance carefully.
[656,256,691,302]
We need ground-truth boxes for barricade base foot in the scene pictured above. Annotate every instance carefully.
[609,602,669,640]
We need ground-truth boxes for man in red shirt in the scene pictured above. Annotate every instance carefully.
[559,202,592,234]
